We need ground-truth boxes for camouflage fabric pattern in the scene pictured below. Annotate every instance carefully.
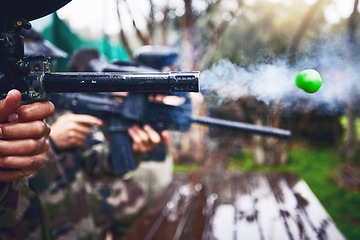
[81,126,113,178]
[0,145,99,240]
[0,111,146,239]
[81,119,146,236]
[0,111,99,240]
[0,179,32,230]
[86,179,145,237]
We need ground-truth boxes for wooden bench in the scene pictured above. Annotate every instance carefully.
[121,171,345,240]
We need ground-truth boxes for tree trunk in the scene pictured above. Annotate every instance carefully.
[147,0,155,41]
[116,0,132,57]
[174,0,210,165]
[161,5,170,45]
[338,0,359,159]
[287,0,325,65]
[123,0,150,45]
[181,0,195,71]
[251,102,288,165]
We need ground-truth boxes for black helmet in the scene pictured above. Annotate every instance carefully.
[0,0,72,21]
[22,29,68,59]
[133,45,179,70]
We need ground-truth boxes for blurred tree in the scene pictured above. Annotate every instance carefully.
[212,0,328,165]
[337,0,359,159]
[112,0,235,164]
[256,0,328,166]
[287,0,327,65]
[111,0,352,166]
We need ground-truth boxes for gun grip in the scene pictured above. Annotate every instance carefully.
[109,132,136,175]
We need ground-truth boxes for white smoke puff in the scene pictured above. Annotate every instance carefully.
[201,59,251,103]
[201,59,300,106]
[201,33,360,115]
[249,62,298,105]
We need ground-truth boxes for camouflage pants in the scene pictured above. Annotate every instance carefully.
[86,179,145,237]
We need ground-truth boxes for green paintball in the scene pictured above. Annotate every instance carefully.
[295,69,322,93]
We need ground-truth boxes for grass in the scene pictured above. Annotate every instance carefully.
[173,162,201,173]
[227,146,360,240]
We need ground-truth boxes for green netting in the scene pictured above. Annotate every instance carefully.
[41,13,128,71]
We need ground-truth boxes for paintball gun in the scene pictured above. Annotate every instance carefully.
[0,0,199,173]
[51,91,291,175]
[0,10,199,100]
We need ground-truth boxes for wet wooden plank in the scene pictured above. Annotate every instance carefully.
[232,173,262,240]
[174,175,207,240]
[283,173,346,240]
[203,172,237,240]
[266,172,318,240]
[200,172,223,240]
[120,173,189,240]
[122,172,345,240]
[147,173,202,240]
[245,173,290,239]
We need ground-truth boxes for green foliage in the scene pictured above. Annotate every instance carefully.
[173,163,201,173]
[207,0,329,67]
[41,13,129,71]
[228,148,258,172]
[228,146,360,240]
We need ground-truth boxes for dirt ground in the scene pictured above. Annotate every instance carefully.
[331,161,360,192]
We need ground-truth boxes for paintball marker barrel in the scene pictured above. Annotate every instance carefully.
[191,116,291,139]
[43,71,199,93]
[51,92,291,139]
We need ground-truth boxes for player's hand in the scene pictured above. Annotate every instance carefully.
[50,113,103,151]
[128,124,170,153]
[0,90,54,182]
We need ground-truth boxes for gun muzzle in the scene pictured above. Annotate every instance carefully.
[43,71,200,93]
